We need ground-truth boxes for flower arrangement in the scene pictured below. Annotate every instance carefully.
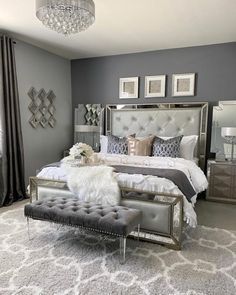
[69,143,94,159]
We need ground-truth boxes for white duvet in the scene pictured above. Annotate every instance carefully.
[37,153,208,228]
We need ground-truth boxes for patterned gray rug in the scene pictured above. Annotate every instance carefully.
[0,206,235,295]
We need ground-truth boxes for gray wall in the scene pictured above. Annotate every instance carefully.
[15,41,72,183]
[71,42,236,106]
[71,42,236,159]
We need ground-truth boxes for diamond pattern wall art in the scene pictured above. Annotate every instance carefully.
[84,104,103,126]
[28,87,56,129]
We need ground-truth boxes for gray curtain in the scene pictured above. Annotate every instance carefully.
[0,35,26,206]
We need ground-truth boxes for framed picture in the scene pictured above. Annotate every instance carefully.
[145,75,166,98]
[119,77,139,99]
[172,73,196,97]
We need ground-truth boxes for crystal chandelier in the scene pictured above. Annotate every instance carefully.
[36,0,95,36]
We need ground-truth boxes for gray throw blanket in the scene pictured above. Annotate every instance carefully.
[111,165,196,202]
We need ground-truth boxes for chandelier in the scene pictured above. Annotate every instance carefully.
[36,0,95,36]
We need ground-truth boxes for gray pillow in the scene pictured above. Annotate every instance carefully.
[107,135,129,155]
[152,136,183,158]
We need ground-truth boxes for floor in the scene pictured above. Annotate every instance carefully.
[1,198,235,231]
[0,199,29,213]
[195,199,236,231]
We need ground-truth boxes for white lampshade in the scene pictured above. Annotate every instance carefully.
[221,127,236,137]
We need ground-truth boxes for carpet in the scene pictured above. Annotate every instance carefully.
[0,206,235,295]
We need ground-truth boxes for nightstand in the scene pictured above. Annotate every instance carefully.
[207,160,236,204]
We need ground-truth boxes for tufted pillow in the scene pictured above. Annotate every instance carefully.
[152,136,183,158]
[107,134,135,155]
[127,136,155,156]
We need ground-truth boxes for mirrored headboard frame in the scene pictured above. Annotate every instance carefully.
[105,102,208,170]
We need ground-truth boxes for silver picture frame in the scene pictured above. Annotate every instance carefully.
[119,77,139,99]
[172,73,196,97]
[145,75,166,98]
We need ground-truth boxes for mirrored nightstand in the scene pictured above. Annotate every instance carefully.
[207,159,236,204]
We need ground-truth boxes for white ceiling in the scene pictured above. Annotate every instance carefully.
[1,0,236,60]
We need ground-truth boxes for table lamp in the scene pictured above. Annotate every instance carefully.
[221,127,236,162]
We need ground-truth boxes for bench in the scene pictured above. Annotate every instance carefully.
[24,196,142,263]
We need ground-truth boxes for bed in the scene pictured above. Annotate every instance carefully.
[30,102,208,250]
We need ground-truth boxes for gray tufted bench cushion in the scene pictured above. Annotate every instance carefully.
[24,197,142,262]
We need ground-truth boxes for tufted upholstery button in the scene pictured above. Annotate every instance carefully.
[177,127,183,132]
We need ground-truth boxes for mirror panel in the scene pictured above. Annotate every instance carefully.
[211,101,236,160]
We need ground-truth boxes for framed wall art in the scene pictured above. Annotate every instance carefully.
[145,75,166,98]
[172,73,196,97]
[119,77,139,99]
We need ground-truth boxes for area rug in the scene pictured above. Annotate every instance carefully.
[0,206,235,295]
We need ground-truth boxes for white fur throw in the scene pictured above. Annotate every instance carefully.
[63,165,120,206]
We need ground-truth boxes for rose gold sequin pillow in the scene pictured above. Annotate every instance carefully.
[127,136,155,156]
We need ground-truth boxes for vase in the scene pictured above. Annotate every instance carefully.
[80,156,87,165]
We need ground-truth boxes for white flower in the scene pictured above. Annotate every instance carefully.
[69,143,94,158]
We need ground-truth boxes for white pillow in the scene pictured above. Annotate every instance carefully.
[100,135,108,153]
[161,135,198,160]
[180,136,198,160]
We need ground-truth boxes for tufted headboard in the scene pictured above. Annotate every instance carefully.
[105,103,208,170]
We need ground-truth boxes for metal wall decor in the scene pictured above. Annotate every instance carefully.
[28,87,56,128]
[84,104,102,126]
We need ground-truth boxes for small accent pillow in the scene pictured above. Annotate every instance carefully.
[127,136,155,156]
[152,136,183,158]
[107,134,135,155]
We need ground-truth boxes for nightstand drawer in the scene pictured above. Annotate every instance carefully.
[210,186,231,199]
[212,175,232,187]
[211,164,233,176]
[232,187,236,199]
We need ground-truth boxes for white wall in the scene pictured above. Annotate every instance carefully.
[15,41,72,183]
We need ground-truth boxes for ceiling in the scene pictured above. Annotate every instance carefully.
[1,0,236,60]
